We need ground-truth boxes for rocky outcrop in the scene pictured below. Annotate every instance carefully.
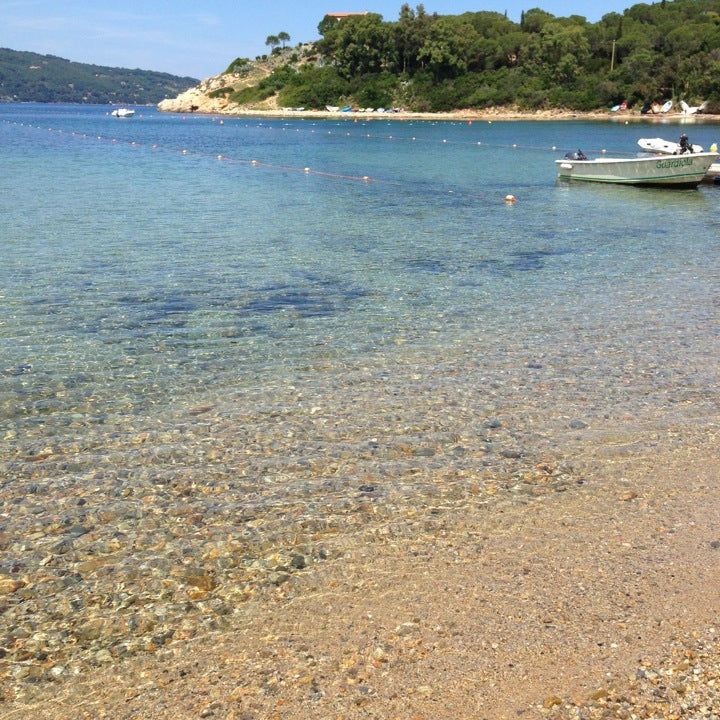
[158,75,234,114]
[158,46,313,114]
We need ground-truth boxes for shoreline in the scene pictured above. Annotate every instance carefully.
[10,430,720,719]
[164,105,720,123]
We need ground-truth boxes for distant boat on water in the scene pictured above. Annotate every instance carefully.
[111,108,135,118]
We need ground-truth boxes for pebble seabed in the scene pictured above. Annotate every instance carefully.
[2,317,720,716]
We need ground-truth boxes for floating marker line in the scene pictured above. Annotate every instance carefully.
[1,118,546,202]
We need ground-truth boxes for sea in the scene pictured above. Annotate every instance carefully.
[1,103,719,510]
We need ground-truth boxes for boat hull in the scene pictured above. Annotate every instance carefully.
[556,152,717,188]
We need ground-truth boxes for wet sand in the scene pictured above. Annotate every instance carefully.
[5,426,719,719]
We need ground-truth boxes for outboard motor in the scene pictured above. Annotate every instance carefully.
[678,134,692,154]
[564,149,588,161]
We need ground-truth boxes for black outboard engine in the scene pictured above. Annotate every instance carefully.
[678,134,692,154]
[564,149,588,161]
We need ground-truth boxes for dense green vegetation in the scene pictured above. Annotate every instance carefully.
[0,48,198,104]
[235,1,720,112]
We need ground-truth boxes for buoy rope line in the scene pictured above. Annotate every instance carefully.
[1,119,527,203]
[238,119,641,157]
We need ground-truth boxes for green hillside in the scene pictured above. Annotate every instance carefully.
[227,0,720,112]
[0,48,198,104]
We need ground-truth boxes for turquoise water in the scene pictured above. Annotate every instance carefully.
[1,104,719,465]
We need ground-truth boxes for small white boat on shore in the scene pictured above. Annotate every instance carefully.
[325,105,340,112]
[556,152,718,188]
[111,108,135,118]
[638,137,703,154]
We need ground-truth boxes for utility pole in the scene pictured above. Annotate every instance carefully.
[610,39,616,72]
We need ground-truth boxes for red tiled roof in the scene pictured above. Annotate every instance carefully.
[325,12,369,18]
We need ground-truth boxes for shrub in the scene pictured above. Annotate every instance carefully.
[354,73,398,108]
[225,57,250,74]
[278,66,350,108]
[208,86,232,98]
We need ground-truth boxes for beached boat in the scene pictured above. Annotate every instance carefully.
[110,108,135,118]
[638,137,704,154]
[325,105,340,112]
[556,152,718,188]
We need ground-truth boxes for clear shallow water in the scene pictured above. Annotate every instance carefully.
[1,103,719,457]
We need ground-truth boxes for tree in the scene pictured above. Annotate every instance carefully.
[330,14,396,77]
[278,31,291,48]
[418,16,480,80]
[265,35,280,51]
[523,21,590,84]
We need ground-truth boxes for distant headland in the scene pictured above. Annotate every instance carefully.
[159,1,720,118]
[0,47,198,104]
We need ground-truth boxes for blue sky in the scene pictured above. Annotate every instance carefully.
[2,0,636,79]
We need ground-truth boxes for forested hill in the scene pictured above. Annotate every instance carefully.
[210,0,720,113]
[0,48,198,104]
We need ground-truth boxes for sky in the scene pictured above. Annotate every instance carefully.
[2,0,637,79]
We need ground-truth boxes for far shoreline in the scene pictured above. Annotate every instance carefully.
[160,104,720,124]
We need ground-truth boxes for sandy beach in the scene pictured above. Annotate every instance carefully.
[5,421,719,720]
[168,104,720,124]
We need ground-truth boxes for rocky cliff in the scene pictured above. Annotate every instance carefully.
[158,46,314,114]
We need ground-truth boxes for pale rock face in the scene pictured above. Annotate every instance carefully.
[158,49,298,114]
[158,76,232,113]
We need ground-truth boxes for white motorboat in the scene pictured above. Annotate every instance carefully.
[111,108,135,118]
[325,105,340,112]
[556,152,718,188]
[638,137,704,154]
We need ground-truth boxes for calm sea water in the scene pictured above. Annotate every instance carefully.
[1,103,719,469]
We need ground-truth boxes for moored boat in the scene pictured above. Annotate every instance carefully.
[110,108,135,118]
[556,152,718,188]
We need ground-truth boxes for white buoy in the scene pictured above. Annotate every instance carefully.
[182,149,187,154]
[217,154,223,160]
[251,159,258,166]
[602,149,607,153]
[504,194,517,204]
[362,176,370,182]
[552,146,557,150]
[304,167,310,173]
